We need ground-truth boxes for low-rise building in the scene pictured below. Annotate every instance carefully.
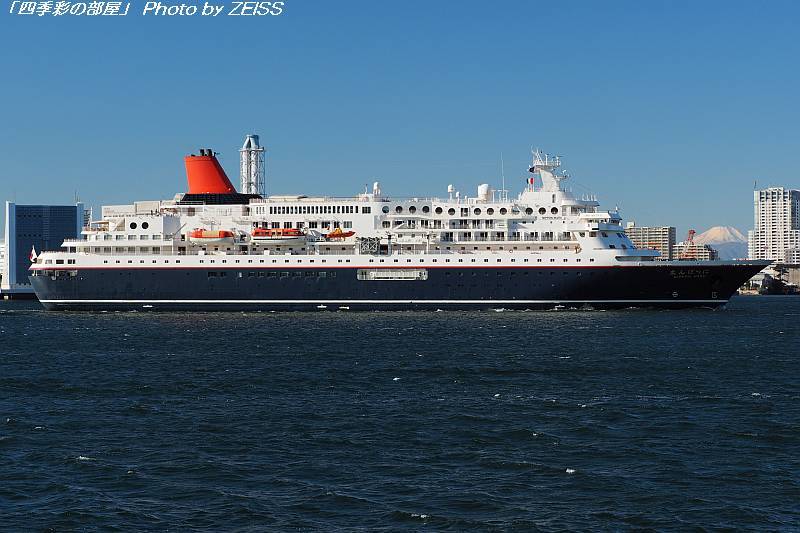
[675,240,719,261]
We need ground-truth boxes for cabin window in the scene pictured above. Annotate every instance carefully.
[538,208,546,215]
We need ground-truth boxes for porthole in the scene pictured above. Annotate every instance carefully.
[551,207,559,215]
[525,208,534,215]
[487,208,494,215]
[500,208,507,215]
[435,207,443,214]
[538,207,546,215]
[474,208,481,215]
[141,222,150,229]
[422,206,430,213]
[129,222,137,229]
[395,206,403,214]
[382,206,390,213]
[409,206,417,214]
[448,208,456,215]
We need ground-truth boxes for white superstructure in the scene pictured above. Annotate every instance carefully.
[47,149,656,270]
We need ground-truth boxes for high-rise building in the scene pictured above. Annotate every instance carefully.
[2,202,85,298]
[748,187,800,263]
[624,222,676,260]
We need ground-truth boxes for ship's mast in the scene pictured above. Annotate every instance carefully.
[239,134,266,195]
[529,148,567,192]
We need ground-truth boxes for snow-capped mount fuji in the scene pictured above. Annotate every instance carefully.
[694,226,748,260]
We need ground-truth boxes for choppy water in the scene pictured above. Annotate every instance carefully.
[1,296,799,531]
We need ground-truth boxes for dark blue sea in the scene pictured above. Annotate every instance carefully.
[1,296,798,531]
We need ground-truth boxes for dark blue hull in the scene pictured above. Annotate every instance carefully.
[30,262,766,311]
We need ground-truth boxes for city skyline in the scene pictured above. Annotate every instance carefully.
[2,0,800,238]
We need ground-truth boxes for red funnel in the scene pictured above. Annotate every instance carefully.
[184,152,236,194]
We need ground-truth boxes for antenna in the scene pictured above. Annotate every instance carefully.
[500,152,506,202]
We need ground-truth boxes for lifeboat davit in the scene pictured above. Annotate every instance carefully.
[188,229,235,245]
[324,228,355,240]
[251,227,306,243]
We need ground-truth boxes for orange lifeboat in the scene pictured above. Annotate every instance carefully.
[251,227,306,243]
[324,228,355,240]
[188,229,235,245]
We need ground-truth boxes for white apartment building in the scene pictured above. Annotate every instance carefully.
[748,187,800,263]
[624,222,676,260]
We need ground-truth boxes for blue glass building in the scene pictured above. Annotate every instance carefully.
[2,202,85,298]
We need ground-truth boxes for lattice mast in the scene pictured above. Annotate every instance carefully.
[239,134,266,195]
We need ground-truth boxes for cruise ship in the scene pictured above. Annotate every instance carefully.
[30,137,768,311]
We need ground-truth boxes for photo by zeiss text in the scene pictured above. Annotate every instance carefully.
[142,0,284,16]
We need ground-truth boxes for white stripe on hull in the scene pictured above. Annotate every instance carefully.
[39,299,727,304]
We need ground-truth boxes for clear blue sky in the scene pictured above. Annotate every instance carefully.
[2,0,799,238]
